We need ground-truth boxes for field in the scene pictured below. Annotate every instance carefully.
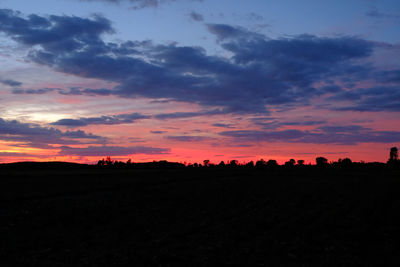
[1,166,400,266]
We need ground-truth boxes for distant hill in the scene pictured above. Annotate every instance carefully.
[0,161,90,170]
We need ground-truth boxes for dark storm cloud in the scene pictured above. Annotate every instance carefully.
[0,118,104,148]
[0,79,22,87]
[189,11,204,21]
[0,9,397,114]
[58,145,170,156]
[51,113,150,126]
[220,125,400,145]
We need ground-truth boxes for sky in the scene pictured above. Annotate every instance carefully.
[0,0,399,164]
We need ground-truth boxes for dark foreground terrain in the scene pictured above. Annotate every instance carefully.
[1,165,400,266]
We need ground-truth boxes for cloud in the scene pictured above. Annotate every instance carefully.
[251,118,326,130]
[154,109,226,120]
[80,0,203,9]
[212,123,234,128]
[11,87,115,95]
[51,109,226,127]
[150,130,167,134]
[12,88,59,94]
[51,113,150,126]
[0,118,104,148]
[58,145,170,156]
[165,135,213,142]
[189,11,204,21]
[220,125,400,145]
[329,86,400,112]
[0,9,113,52]
[1,9,397,114]
[0,79,22,87]
[366,6,400,19]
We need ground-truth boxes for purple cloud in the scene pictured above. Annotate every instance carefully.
[189,11,204,21]
[0,9,398,115]
[165,135,214,142]
[0,118,105,148]
[220,125,400,145]
[51,113,150,126]
[58,145,170,156]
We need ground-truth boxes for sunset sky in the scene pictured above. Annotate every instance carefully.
[0,0,399,164]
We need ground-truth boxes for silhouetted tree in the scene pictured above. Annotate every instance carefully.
[256,159,267,168]
[97,158,105,166]
[316,157,328,166]
[245,161,254,168]
[203,159,210,167]
[266,159,278,168]
[390,147,398,161]
[255,159,267,169]
[341,158,352,167]
[105,156,113,166]
[229,160,238,167]
[297,159,305,165]
[285,159,295,167]
[218,161,225,167]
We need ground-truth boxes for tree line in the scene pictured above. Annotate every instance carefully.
[96,147,399,169]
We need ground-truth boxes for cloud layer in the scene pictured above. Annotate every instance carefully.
[220,125,400,145]
[80,0,202,9]
[0,118,103,148]
[2,9,398,115]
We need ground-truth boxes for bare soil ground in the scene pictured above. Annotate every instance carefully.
[1,167,400,266]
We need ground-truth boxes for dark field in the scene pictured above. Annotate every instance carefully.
[1,166,400,266]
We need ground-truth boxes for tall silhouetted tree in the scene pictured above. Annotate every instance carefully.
[203,160,210,167]
[390,147,398,161]
[105,156,113,166]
